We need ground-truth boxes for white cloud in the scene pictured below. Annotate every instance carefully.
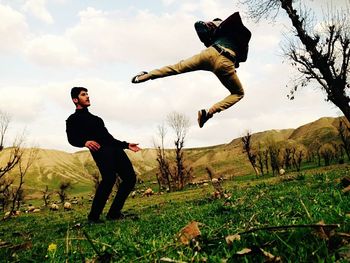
[65,7,198,67]
[22,0,54,24]
[52,0,69,4]
[14,3,259,70]
[0,4,29,52]
[162,0,176,6]
[198,0,229,18]
[249,22,282,52]
[24,34,90,67]
[0,85,43,122]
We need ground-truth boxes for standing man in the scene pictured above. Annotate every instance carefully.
[131,12,251,128]
[66,87,140,223]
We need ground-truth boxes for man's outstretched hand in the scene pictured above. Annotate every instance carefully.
[128,143,141,152]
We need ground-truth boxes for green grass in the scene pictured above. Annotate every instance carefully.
[0,164,350,262]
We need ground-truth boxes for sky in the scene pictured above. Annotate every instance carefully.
[0,0,348,152]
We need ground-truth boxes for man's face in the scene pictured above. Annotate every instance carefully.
[73,91,90,108]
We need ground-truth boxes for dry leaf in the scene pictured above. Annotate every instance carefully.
[223,193,231,199]
[236,247,281,261]
[0,241,11,248]
[160,257,188,263]
[260,248,282,262]
[178,221,201,245]
[342,185,350,193]
[236,248,252,255]
[337,232,350,239]
[225,234,241,245]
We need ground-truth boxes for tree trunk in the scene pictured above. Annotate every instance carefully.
[280,0,350,123]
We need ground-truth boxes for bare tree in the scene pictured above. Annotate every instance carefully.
[42,185,52,207]
[0,124,23,183]
[167,112,192,190]
[256,146,265,176]
[9,147,39,214]
[266,138,281,176]
[291,147,304,171]
[154,123,172,192]
[0,112,24,212]
[331,142,344,164]
[256,142,271,176]
[242,0,350,122]
[338,117,350,160]
[264,149,270,174]
[319,143,335,166]
[57,181,72,203]
[0,111,10,151]
[241,131,259,176]
[283,147,293,170]
[308,138,322,166]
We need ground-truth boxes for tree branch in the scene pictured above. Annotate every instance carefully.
[238,223,340,235]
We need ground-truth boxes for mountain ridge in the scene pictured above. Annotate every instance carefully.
[0,116,344,193]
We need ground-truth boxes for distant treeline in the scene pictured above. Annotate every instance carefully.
[242,118,350,176]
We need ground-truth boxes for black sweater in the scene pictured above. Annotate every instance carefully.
[66,108,128,150]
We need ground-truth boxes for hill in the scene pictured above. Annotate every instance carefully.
[0,148,159,194]
[0,116,344,194]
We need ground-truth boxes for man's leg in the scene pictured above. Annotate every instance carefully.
[88,167,117,221]
[106,149,136,219]
[132,47,216,83]
[208,92,244,115]
[209,55,244,115]
[198,54,244,128]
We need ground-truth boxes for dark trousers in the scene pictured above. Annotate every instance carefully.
[88,146,136,220]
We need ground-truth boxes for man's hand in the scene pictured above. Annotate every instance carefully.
[85,140,101,151]
[128,143,141,152]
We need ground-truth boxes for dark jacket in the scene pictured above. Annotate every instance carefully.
[66,108,128,153]
[214,12,251,65]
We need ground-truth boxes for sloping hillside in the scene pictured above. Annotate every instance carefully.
[0,116,344,192]
[289,117,340,146]
[0,148,159,191]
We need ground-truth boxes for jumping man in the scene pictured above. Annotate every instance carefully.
[131,12,251,128]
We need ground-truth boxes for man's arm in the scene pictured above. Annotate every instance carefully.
[96,118,129,149]
[66,117,87,148]
[113,138,129,149]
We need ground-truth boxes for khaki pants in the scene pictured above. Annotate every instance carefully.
[148,46,244,114]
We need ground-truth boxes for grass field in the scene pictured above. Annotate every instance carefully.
[1,164,350,262]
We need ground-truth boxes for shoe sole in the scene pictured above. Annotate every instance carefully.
[131,71,148,83]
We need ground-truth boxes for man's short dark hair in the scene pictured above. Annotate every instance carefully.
[71,87,88,99]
